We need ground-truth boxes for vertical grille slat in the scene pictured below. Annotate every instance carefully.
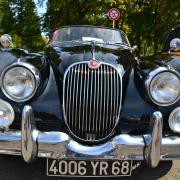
[71,66,77,131]
[74,65,80,134]
[96,68,100,139]
[116,72,120,121]
[69,69,73,129]
[110,66,113,130]
[85,67,90,139]
[105,65,109,136]
[89,70,93,136]
[102,65,106,137]
[82,64,86,138]
[98,65,103,139]
[115,70,119,126]
[92,69,97,138]
[78,64,83,136]
[112,69,116,130]
[63,62,122,142]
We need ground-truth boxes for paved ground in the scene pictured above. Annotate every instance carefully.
[0,155,179,180]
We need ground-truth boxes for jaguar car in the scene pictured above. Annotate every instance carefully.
[0,25,180,177]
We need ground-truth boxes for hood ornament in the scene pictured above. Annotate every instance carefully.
[88,59,101,69]
[88,41,101,69]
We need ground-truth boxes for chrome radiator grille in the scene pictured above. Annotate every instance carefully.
[63,62,122,141]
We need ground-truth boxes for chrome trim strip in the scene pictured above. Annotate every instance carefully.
[0,60,40,102]
[91,41,96,60]
[145,67,180,106]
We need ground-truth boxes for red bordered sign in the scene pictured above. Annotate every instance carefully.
[108,8,120,21]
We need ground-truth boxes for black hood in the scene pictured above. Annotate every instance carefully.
[46,42,134,76]
[46,42,135,111]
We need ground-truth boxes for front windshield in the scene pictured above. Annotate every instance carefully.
[50,26,130,46]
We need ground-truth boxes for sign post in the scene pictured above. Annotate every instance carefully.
[108,8,120,29]
[113,20,115,29]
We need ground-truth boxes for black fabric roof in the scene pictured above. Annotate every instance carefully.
[162,24,180,52]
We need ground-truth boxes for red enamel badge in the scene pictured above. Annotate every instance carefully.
[88,60,101,69]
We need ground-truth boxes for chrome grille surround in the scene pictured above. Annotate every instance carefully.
[63,61,122,142]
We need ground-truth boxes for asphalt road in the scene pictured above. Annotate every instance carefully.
[0,155,179,180]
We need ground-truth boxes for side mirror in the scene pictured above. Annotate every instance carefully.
[170,38,180,51]
[0,34,13,48]
[131,45,139,56]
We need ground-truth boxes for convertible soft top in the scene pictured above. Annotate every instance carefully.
[162,24,180,52]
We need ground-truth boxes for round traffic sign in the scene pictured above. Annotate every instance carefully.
[108,8,120,21]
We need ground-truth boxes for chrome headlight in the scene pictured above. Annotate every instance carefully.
[169,107,180,133]
[0,99,14,129]
[146,67,180,106]
[1,62,40,102]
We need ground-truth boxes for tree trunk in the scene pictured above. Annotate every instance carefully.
[153,0,158,54]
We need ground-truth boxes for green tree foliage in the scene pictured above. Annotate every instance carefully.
[43,0,104,33]
[43,0,180,55]
[1,0,180,54]
[0,0,4,28]
[0,0,45,51]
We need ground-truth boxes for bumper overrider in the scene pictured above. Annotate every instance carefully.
[0,106,180,168]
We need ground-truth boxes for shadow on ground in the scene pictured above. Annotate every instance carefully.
[0,155,172,180]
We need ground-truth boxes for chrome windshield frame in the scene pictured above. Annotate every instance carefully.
[49,25,131,47]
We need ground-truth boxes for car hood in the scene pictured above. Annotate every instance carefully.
[46,42,133,76]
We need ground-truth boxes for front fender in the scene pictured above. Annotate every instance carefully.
[0,48,64,131]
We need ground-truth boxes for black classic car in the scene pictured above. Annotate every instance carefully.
[0,25,180,177]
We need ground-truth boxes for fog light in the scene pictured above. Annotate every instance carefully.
[0,99,14,129]
[168,107,180,133]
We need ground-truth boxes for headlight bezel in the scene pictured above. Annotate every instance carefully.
[145,67,180,106]
[0,61,40,102]
[0,99,15,129]
[168,107,180,133]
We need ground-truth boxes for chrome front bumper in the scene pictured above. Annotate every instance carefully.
[0,106,180,168]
